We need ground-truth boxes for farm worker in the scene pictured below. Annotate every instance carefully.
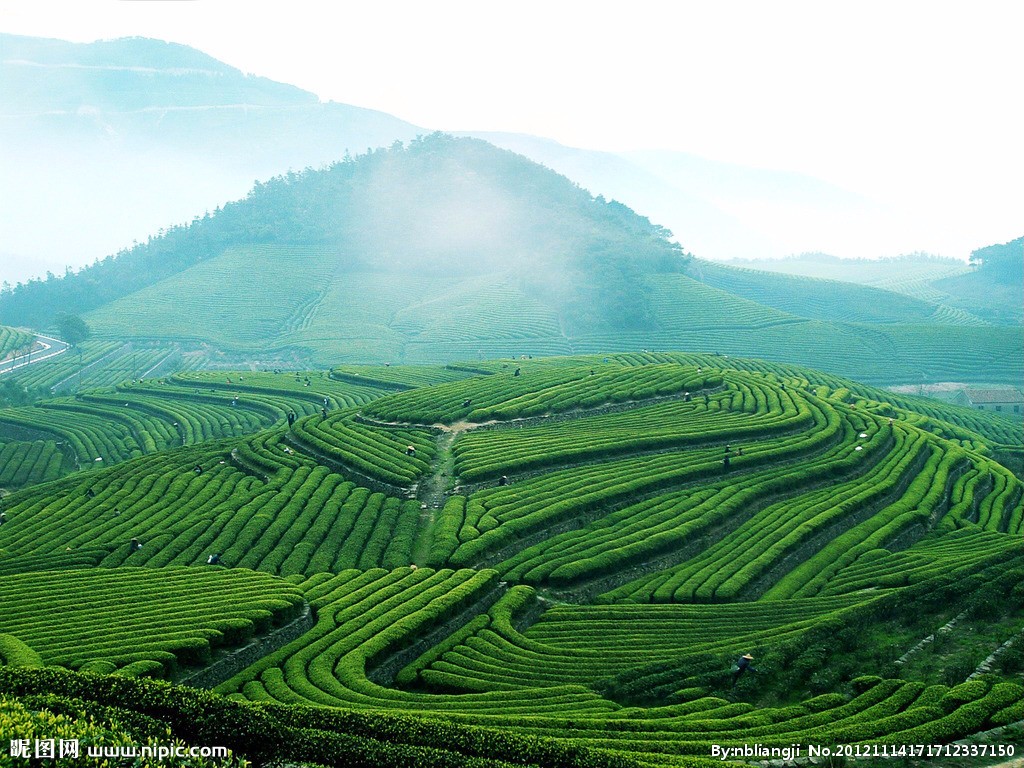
[514,367,521,377]
[723,455,731,469]
[684,391,691,402]
[321,407,328,421]
[498,475,510,486]
[129,538,143,553]
[194,465,203,475]
[86,488,96,498]
[207,553,221,565]
[406,445,416,456]
[737,447,743,456]
[462,399,472,407]
[731,653,756,685]
[287,411,297,426]
[0,512,6,525]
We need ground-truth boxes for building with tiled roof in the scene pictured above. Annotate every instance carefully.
[952,387,1024,414]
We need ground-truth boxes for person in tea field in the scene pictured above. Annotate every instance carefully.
[731,653,756,685]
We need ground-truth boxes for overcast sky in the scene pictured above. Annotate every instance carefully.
[2,0,1023,261]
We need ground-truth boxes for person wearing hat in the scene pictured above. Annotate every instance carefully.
[732,653,757,685]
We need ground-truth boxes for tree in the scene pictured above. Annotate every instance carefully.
[55,313,91,347]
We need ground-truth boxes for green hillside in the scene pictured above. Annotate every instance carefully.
[0,326,33,362]
[724,252,973,300]
[691,259,948,324]
[2,136,1019,385]
[0,134,687,332]
[2,355,1023,765]
[75,254,1024,384]
[935,236,1024,325]
[726,246,1022,326]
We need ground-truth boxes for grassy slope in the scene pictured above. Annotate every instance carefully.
[81,249,1022,385]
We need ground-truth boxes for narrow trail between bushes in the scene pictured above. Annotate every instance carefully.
[411,430,459,566]
[406,385,731,569]
[176,601,314,690]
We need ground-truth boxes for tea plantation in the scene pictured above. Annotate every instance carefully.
[0,325,33,363]
[1,354,1022,767]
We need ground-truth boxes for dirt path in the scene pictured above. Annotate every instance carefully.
[410,430,459,565]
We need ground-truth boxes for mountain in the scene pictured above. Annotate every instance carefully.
[461,132,776,259]
[2,33,898,288]
[467,133,888,261]
[0,33,424,285]
[0,133,1018,385]
[0,134,688,342]
[933,237,1024,325]
[724,244,1022,327]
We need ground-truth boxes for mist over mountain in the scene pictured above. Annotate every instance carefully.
[0,33,423,285]
[0,134,688,335]
[2,33,897,287]
[467,133,888,262]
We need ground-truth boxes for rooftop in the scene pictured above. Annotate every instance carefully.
[963,387,1024,404]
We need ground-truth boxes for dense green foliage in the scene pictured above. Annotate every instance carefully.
[0,134,688,335]
[0,325,33,362]
[0,569,303,674]
[0,355,1022,764]
[2,140,1017,385]
[1,667,668,768]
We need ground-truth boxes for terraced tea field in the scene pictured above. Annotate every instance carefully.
[0,325,33,362]
[1,354,1022,767]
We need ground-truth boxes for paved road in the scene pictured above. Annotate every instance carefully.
[0,333,70,376]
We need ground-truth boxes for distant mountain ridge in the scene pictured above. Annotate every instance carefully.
[0,134,1018,386]
[0,33,425,285]
[2,33,892,286]
[0,134,688,334]
[0,34,313,112]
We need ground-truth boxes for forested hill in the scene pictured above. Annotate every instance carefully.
[0,134,688,332]
[934,236,1024,325]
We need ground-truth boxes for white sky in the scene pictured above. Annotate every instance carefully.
[2,0,1023,259]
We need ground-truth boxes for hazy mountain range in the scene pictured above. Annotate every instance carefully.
[3,32,893,286]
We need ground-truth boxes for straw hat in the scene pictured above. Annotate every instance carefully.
[742,654,754,660]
